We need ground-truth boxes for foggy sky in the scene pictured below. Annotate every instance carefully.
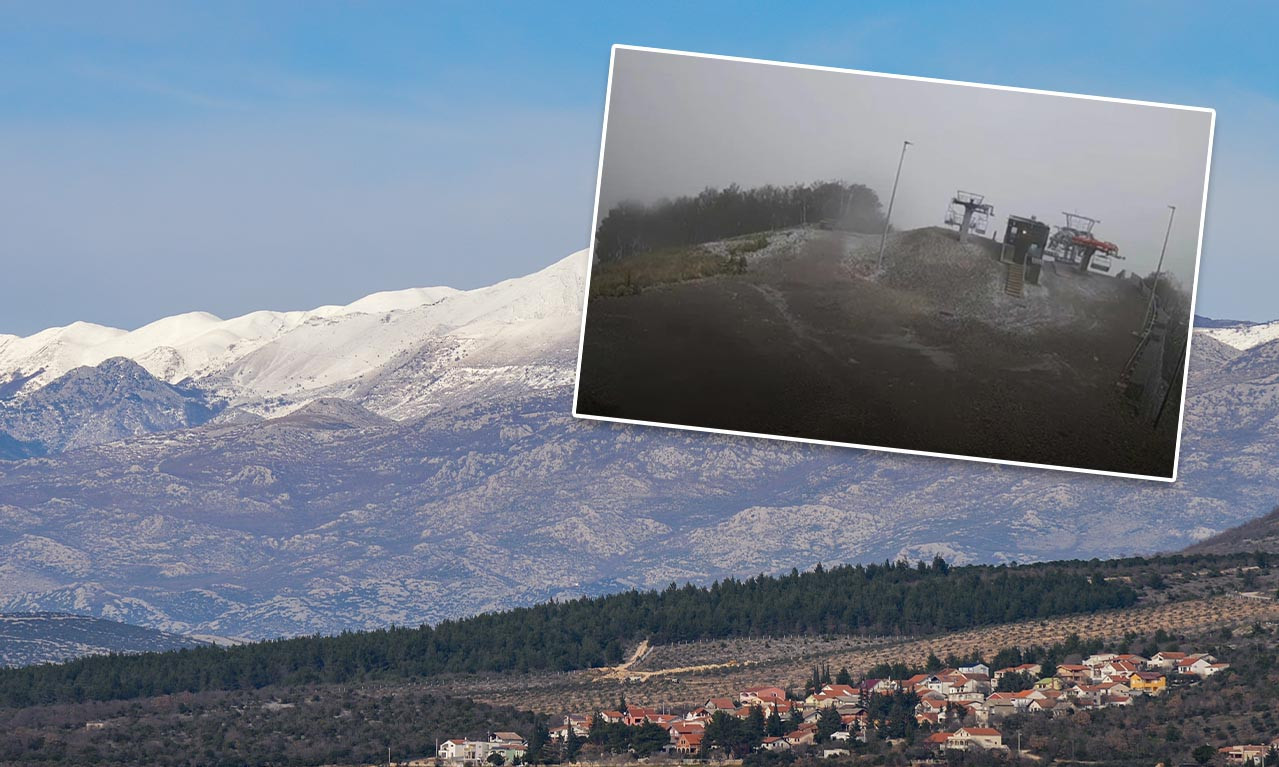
[598,48,1213,284]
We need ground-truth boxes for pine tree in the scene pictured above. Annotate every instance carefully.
[788,709,804,731]
[816,706,843,743]
[747,706,766,738]
[564,728,582,762]
[638,722,672,756]
[766,710,786,737]
[525,719,549,764]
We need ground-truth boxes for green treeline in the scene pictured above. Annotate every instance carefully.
[594,181,885,261]
[0,558,1139,708]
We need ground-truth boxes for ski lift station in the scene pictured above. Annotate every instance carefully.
[1045,212,1124,276]
[940,185,1133,298]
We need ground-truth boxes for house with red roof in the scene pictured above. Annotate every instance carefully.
[623,706,660,726]
[785,729,815,747]
[675,731,704,754]
[1176,656,1227,677]
[993,663,1042,683]
[944,727,1005,751]
[1093,660,1141,682]
[1055,664,1091,684]
[1220,745,1269,765]
[741,686,788,706]
[1149,651,1189,670]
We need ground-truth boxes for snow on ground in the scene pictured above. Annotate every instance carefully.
[702,228,824,264]
[841,227,1140,335]
[1203,320,1279,350]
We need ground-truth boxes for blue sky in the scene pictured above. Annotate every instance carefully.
[1,1,1276,334]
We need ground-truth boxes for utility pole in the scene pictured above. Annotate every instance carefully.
[1144,204,1176,326]
[877,140,912,270]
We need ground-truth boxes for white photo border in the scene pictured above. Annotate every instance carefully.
[572,44,1216,484]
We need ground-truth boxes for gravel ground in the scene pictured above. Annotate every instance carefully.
[845,227,1143,335]
[578,225,1177,477]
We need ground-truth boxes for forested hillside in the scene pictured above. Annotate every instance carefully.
[0,558,1138,707]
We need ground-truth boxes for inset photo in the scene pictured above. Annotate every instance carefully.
[574,46,1214,480]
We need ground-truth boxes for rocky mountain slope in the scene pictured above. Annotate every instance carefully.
[0,358,219,455]
[0,248,1277,640]
[1182,505,1279,554]
[0,612,207,667]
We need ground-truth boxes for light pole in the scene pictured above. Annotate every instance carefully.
[1144,204,1176,327]
[877,140,912,270]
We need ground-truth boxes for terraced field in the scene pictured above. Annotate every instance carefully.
[422,593,1279,714]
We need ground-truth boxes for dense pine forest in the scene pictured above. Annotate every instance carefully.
[593,180,886,261]
[0,558,1141,708]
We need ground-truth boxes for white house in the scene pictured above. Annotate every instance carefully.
[946,727,1004,751]
[439,739,492,764]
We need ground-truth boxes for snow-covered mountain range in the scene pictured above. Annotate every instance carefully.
[1199,317,1279,351]
[1,253,1278,641]
[0,252,585,453]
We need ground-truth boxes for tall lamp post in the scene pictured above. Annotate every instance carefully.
[1144,204,1176,326]
[877,140,912,270]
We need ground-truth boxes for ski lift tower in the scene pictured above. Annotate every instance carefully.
[944,190,994,245]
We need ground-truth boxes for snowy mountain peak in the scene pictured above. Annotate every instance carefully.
[0,250,590,419]
[1201,318,1279,351]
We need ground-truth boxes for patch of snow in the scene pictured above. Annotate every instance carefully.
[0,251,589,411]
[1202,320,1279,351]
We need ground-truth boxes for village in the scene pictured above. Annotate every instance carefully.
[435,650,1248,765]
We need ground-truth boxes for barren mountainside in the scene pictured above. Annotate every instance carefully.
[1182,505,1279,555]
[0,612,208,667]
[0,242,1277,640]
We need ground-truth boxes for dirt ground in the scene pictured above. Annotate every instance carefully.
[576,227,1178,477]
